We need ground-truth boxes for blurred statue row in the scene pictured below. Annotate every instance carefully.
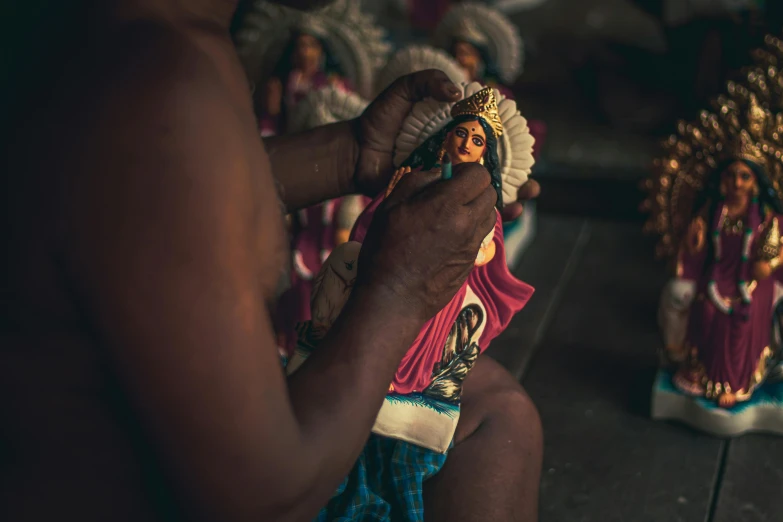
[643,34,783,437]
[234,0,544,353]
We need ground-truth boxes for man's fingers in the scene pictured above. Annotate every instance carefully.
[479,209,498,242]
[517,178,541,202]
[366,70,461,144]
[466,184,500,216]
[430,162,492,206]
[406,69,463,103]
[385,168,442,205]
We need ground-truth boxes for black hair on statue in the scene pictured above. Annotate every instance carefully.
[400,115,503,208]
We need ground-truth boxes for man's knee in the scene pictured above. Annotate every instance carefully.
[483,385,543,454]
[458,361,543,457]
[459,357,542,437]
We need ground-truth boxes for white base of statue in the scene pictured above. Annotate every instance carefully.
[652,368,783,437]
[504,201,537,269]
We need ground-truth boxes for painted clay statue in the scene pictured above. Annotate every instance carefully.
[287,82,535,519]
[235,0,390,135]
[275,86,371,354]
[434,2,545,266]
[643,34,783,436]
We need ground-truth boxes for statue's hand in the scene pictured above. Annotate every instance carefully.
[385,166,412,197]
[499,179,541,222]
[352,70,462,197]
[686,217,706,254]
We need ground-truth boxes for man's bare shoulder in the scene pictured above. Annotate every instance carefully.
[81,21,245,127]
[54,19,269,260]
[96,20,226,95]
[64,19,257,191]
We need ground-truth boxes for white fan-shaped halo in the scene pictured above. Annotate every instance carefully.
[235,0,391,98]
[288,85,369,133]
[394,81,534,206]
[374,45,469,96]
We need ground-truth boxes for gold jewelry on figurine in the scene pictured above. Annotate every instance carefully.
[642,34,783,259]
[450,87,504,138]
[757,217,781,261]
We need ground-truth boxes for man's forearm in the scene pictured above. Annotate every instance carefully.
[283,285,424,518]
[264,120,359,212]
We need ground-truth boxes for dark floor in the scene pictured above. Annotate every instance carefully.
[486,215,782,522]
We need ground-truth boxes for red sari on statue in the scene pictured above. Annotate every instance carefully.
[350,185,534,395]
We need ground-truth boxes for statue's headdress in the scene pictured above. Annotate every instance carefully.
[450,87,504,138]
[395,82,535,206]
[642,34,783,258]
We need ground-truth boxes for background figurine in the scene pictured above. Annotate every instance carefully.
[274,86,371,354]
[235,0,390,135]
[433,3,522,104]
[434,2,544,266]
[643,34,783,436]
[236,0,389,353]
[287,82,535,520]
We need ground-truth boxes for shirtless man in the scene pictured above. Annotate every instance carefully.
[0,1,542,521]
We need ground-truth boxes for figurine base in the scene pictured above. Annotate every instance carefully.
[504,201,537,269]
[652,368,783,437]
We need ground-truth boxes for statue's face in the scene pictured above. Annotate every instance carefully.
[444,121,487,165]
[293,33,323,72]
[721,161,756,202]
[453,41,482,81]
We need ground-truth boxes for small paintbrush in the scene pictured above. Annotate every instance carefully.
[441,153,452,180]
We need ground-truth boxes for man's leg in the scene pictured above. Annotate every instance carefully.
[424,356,543,522]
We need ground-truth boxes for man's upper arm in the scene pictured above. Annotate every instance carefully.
[60,37,304,519]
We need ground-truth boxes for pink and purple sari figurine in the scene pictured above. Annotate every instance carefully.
[235,3,391,354]
[644,50,783,435]
[286,83,536,521]
[249,23,361,353]
[256,25,351,137]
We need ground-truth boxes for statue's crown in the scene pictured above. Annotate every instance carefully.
[732,129,767,166]
[726,94,770,168]
[450,87,504,138]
